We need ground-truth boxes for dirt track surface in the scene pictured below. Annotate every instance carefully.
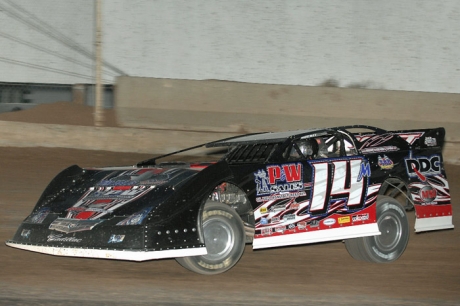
[0,147,459,305]
[0,102,119,127]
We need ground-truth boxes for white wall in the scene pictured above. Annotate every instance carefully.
[0,0,95,84]
[1,0,459,93]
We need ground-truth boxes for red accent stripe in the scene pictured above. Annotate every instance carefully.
[412,164,427,182]
[112,186,132,190]
[190,162,215,169]
[93,199,113,204]
[415,204,452,218]
[75,211,96,220]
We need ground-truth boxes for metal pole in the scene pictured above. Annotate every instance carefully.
[94,0,104,126]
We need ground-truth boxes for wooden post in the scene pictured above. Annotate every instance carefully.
[94,0,104,126]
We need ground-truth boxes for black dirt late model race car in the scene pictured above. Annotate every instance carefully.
[6,125,454,275]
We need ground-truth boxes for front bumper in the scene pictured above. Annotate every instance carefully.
[5,240,207,261]
[6,218,207,261]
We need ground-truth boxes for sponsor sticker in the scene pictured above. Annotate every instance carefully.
[297,221,307,230]
[424,137,437,147]
[28,207,50,224]
[108,234,125,243]
[283,214,296,221]
[261,228,272,236]
[323,218,336,226]
[47,234,82,243]
[378,155,394,170]
[419,185,437,203]
[270,203,286,213]
[405,155,441,179]
[361,146,398,153]
[254,163,304,202]
[338,216,351,224]
[352,213,369,222]
[21,229,31,239]
[274,225,285,233]
[256,191,306,203]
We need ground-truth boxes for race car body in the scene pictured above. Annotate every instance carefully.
[6,125,454,274]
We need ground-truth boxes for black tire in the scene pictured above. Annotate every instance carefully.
[176,201,245,275]
[345,196,409,263]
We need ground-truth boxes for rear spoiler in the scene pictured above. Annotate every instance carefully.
[394,127,445,149]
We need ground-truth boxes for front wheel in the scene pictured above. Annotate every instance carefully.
[176,201,245,275]
[345,196,409,263]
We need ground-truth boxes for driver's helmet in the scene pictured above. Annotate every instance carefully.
[293,139,318,159]
[315,137,328,158]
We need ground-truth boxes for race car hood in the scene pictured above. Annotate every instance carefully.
[26,163,205,231]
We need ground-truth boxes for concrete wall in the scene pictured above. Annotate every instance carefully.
[114,76,460,164]
[116,77,460,140]
[0,120,457,165]
[0,77,458,165]
[0,121,238,157]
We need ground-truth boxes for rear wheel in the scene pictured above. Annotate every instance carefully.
[176,201,245,275]
[345,196,409,263]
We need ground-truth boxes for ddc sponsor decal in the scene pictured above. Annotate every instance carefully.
[405,155,441,179]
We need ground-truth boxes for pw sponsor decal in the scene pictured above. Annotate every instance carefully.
[254,163,306,202]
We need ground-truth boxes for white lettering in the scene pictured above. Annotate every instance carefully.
[310,162,329,212]
[310,158,367,214]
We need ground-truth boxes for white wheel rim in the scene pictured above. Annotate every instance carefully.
[202,218,234,261]
[375,210,402,252]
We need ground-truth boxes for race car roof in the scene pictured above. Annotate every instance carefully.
[207,128,324,147]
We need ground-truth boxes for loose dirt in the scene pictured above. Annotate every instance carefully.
[0,103,459,305]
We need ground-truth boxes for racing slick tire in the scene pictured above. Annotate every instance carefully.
[176,201,245,275]
[345,196,409,263]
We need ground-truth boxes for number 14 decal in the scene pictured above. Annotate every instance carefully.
[309,158,371,215]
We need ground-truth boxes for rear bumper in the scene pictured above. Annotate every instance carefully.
[414,216,454,232]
